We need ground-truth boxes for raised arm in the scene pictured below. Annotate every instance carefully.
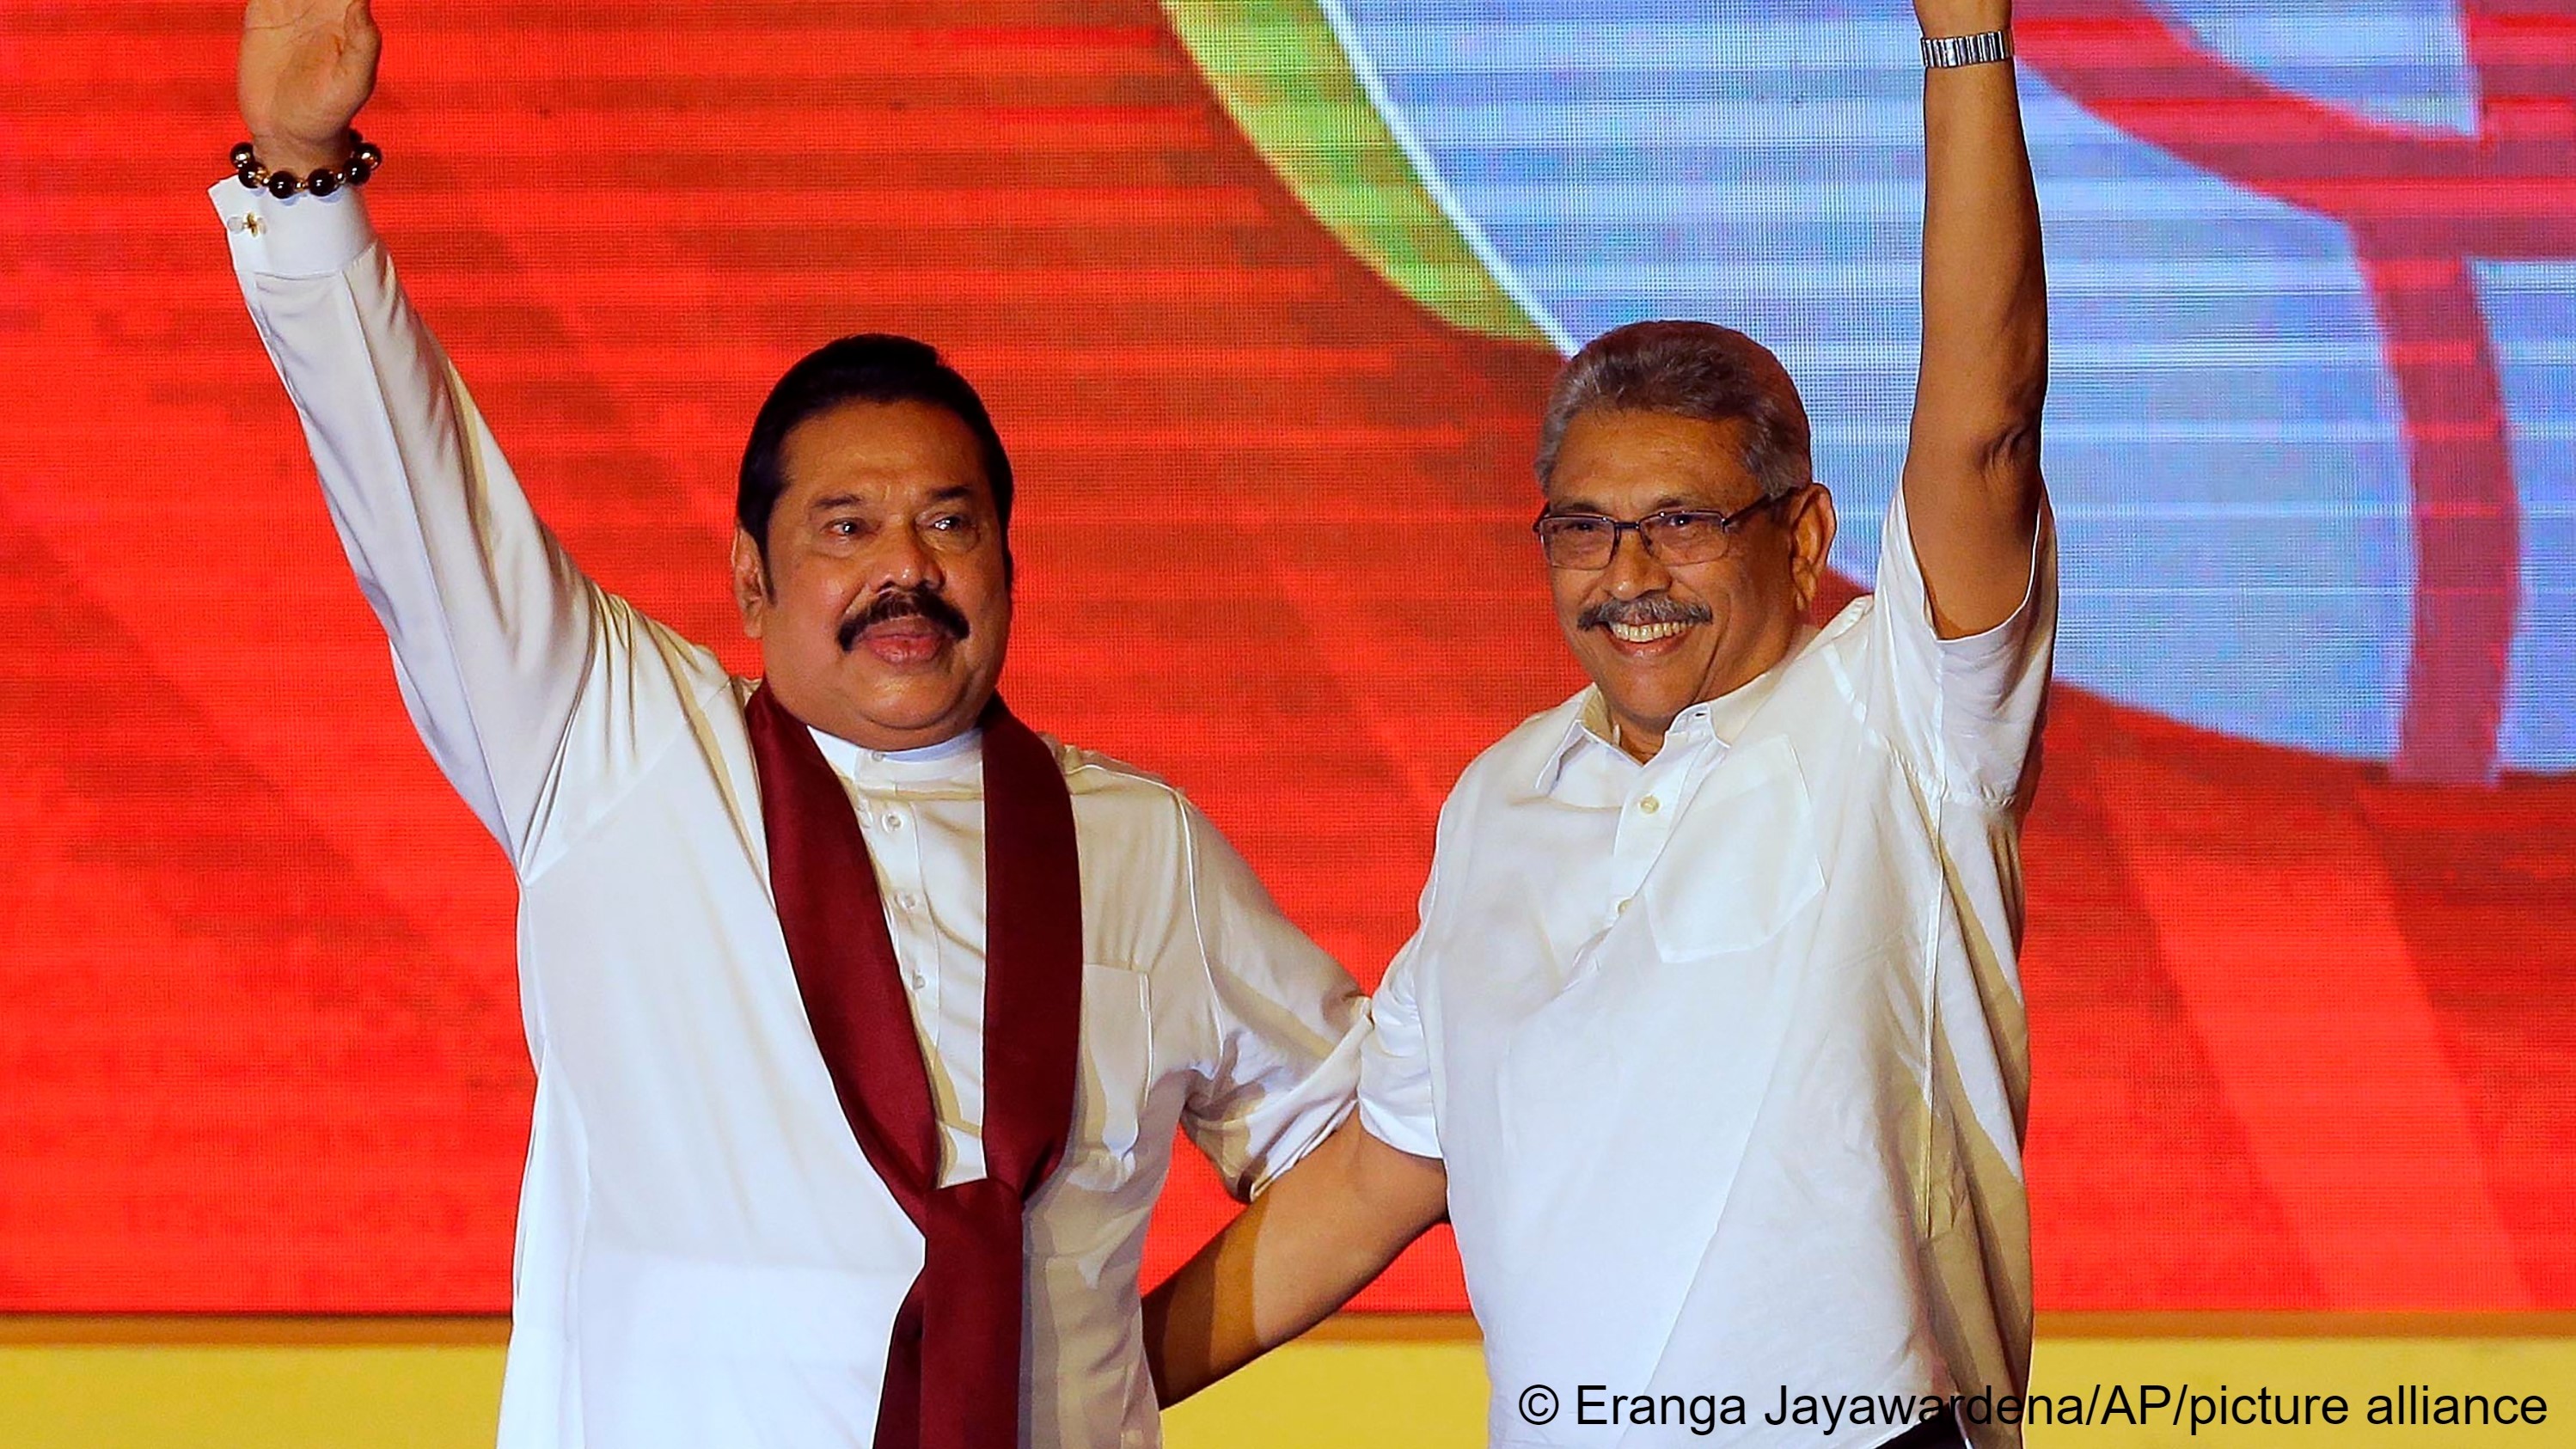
[1902,0,2049,638]
[228,0,597,865]
[1144,1117,1447,1406]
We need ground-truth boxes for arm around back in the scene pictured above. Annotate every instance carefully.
[1144,1115,1448,1406]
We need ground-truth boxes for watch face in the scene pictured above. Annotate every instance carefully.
[1318,0,2569,778]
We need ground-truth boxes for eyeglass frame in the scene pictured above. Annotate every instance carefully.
[1530,488,1804,571]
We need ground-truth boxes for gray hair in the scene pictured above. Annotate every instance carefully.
[1535,321,1814,498]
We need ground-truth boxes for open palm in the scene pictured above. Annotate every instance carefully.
[239,0,380,161]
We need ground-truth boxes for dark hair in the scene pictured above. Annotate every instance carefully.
[736,334,1014,554]
[1537,321,1813,498]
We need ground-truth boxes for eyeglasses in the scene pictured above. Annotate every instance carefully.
[1532,492,1796,571]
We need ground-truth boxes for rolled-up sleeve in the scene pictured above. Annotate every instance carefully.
[1866,488,2059,805]
[1356,935,1441,1160]
[1175,802,1368,1201]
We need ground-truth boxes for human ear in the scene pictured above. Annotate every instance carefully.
[731,529,772,639]
[1787,486,1839,614]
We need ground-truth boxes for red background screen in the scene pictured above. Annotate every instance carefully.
[3,1,2571,1315]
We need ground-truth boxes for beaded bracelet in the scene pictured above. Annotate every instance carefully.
[231,131,383,199]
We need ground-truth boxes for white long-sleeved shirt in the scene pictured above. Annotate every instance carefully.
[1362,492,2057,1449]
[212,179,1367,1449]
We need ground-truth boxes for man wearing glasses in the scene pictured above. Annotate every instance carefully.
[1147,3,2053,1445]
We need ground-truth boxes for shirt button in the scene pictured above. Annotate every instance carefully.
[1639,796,1661,815]
[867,749,886,763]
[898,892,921,912]
[910,971,927,990]
[1616,897,1632,915]
[884,811,905,830]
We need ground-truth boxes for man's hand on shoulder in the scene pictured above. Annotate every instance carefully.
[240,0,381,174]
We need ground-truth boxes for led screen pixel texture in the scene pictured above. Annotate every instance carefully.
[0,0,2569,1314]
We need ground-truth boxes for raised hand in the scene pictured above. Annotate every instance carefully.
[238,0,381,173]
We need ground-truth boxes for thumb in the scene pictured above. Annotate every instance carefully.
[331,0,381,76]
[346,0,381,58]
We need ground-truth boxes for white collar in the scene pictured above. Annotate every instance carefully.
[1535,627,1813,793]
[807,724,983,783]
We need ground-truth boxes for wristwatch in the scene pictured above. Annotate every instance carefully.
[1921,28,2014,69]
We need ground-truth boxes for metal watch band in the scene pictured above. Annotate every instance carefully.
[1921,28,2013,69]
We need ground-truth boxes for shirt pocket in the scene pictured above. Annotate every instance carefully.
[1641,734,1826,959]
[1060,961,1153,1192]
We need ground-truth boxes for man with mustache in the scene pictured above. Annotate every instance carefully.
[1147,3,2053,1446]
[217,3,1370,1446]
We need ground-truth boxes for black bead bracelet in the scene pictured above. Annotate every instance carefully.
[232,132,383,199]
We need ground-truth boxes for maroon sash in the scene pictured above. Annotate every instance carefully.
[746,685,1083,1449]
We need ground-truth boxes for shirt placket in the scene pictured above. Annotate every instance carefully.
[1606,741,1692,926]
[857,783,941,1030]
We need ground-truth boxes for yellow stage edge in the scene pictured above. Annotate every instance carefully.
[3,1314,2571,1448]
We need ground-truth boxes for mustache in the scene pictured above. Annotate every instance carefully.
[837,586,973,652]
[1577,595,1715,633]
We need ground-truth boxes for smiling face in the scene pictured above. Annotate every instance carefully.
[731,399,1012,750]
[1543,408,1836,760]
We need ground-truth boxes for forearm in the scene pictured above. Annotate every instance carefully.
[217,182,596,859]
[1910,0,2046,469]
[1900,1,2048,634]
[1145,1118,1446,1404]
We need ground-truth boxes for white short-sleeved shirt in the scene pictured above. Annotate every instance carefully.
[1363,493,2057,1449]
[214,180,1366,1449]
